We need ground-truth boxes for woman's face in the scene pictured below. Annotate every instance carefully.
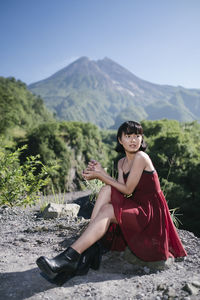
[119,132,142,153]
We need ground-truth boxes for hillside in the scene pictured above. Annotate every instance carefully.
[29,57,200,128]
[0,77,53,135]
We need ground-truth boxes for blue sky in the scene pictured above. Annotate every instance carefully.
[0,0,200,88]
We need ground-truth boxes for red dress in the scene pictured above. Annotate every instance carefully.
[103,170,187,262]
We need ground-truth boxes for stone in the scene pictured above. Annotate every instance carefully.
[143,266,150,274]
[165,286,176,298]
[124,247,174,270]
[192,281,200,288]
[41,203,80,219]
[183,283,199,295]
[157,284,166,291]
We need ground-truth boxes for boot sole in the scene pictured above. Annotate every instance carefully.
[40,270,74,286]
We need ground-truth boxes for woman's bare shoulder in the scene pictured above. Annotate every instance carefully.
[136,151,154,170]
[135,151,149,159]
[135,151,151,164]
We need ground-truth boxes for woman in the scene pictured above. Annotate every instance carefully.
[36,121,187,283]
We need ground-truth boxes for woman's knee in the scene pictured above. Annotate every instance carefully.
[98,203,116,221]
[99,185,111,196]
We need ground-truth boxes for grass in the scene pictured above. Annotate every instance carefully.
[82,178,105,204]
[38,185,66,212]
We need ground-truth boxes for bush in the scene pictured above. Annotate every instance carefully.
[0,145,52,207]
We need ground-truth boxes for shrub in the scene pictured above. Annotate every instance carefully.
[0,145,52,207]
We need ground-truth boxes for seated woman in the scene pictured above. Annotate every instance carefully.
[36,121,187,284]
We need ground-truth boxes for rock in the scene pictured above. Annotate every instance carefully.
[143,266,150,274]
[164,286,176,298]
[157,284,166,291]
[183,283,199,295]
[36,239,44,244]
[124,247,174,270]
[19,237,29,242]
[41,203,80,219]
[135,293,145,299]
[192,281,200,288]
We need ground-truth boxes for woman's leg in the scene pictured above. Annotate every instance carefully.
[71,203,117,254]
[90,185,111,220]
[36,201,117,279]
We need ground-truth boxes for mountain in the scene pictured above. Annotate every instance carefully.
[29,57,200,128]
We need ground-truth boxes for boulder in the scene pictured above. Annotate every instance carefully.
[42,203,80,219]
[124,247,174,271]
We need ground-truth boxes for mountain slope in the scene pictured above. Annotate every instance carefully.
[0,77,53,135]
[29,57,200,128]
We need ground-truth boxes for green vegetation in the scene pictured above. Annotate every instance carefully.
[0,77,53,138]
[18,121,116,193]
[0,145,51,207]
[82,179,105,205]
[0,76,200,236]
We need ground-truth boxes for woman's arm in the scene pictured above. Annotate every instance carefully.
[83,152,146,195]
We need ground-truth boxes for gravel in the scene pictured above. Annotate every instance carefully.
[0,196,200,300]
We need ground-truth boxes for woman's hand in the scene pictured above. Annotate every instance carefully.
[82,160,106,180]
[88,160,104,172]
[82,168,98,180]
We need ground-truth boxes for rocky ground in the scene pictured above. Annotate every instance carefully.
[0,191,200,300]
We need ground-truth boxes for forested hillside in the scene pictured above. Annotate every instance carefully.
[0,76,200,236]
[0,77,53,139]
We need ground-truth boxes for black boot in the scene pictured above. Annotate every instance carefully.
[47,243,102,286]
[36,247,80,278]
[76,242,102,275]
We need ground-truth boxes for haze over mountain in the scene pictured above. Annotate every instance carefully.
[29,57,200,129]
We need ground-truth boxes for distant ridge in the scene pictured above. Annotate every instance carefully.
[29,57,200,128]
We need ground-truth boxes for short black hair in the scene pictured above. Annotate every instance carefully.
[115,121,147,153]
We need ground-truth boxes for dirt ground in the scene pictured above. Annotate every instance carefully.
[0,194,200,300]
